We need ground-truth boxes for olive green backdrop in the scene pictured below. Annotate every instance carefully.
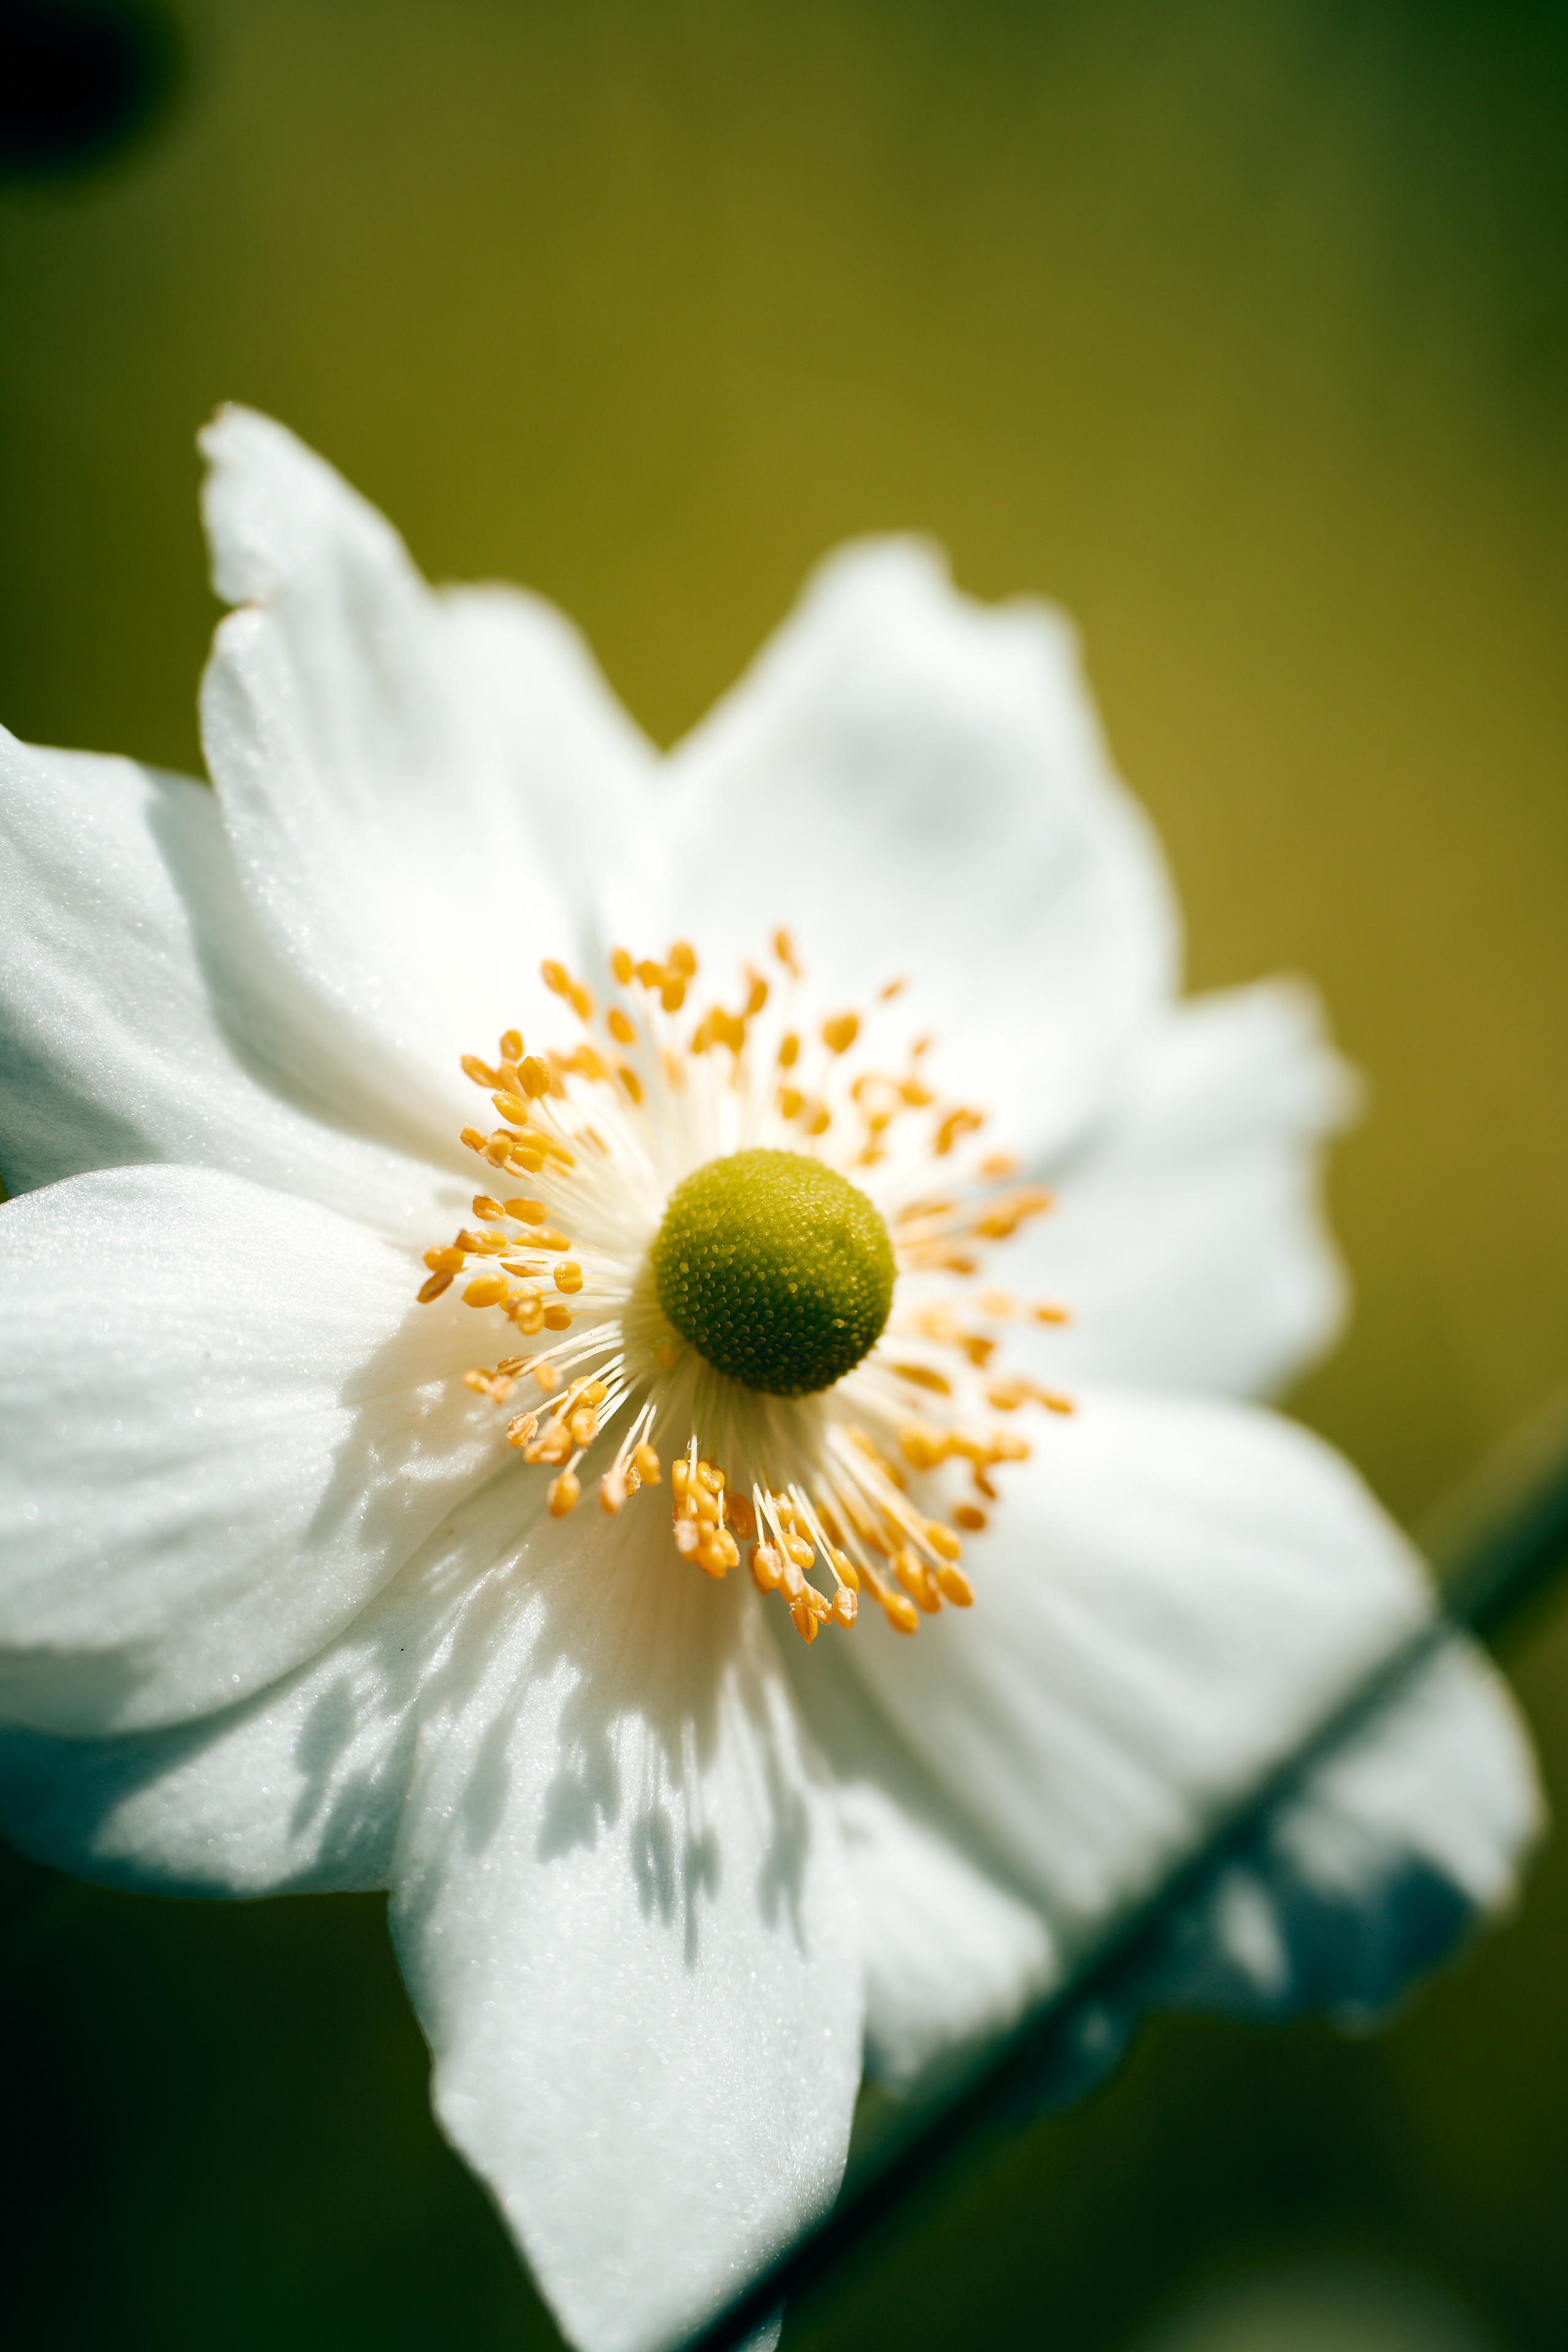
[2,2,1566,2346]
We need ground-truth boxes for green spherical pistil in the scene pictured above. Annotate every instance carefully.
[650,1148,895,1396]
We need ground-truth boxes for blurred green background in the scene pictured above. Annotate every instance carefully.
[2,1,1566,2345]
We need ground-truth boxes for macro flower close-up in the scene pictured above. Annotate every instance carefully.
[0,408,1542,2352]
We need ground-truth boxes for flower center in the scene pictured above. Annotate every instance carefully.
[649,1148,896,1396]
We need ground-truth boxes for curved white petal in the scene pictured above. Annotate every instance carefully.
[197,408,646,1144]
[782,1636,1055,2094]
[440,582,657,962]
[390,1502,862,2352]
[0,1163,503,1735]
[0,1470,552,1897]
[1007,981,1357,1398]
[1146,1635,1543,2019]
[837,1391,1439,1960]
[0,733,456,1228]
[607,540,1180,1162]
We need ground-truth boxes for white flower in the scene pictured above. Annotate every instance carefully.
[0,409,1541,2352]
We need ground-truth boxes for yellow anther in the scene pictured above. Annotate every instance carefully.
[520,1057,552,1098]
[423,1246,466,1273]
[554,1261,583,1293]
[636,958,664,990]
[669,940,697,978]
[1033,1302,1071,1324]
[899,1077,935,1108]
[673,1518,701,1557]
[829,1551,858,1590]
[774,928,801,976]
[498,1027,524,1061]
[542,1304,573,1332]
[460,1126,487,1152]
[599,1472,627,1514]
[696,1460,724,1493]
[892,1362,952,1396]
[750,1543,784,1592]
[934,1107,985,1156]
[461,1054,500,1088]
[617,1063,643,1102]
[778,1032,800,1068]
[511,1294,545,1335]
[783,1532,814,1571]
[725,1491,756,1540]
[568,1408,599,1448]
[463,1369,492,1395]
[633,1442,662,1485]
[502,1198,543,1223]
[532,1361,560,1393]
[791,1596,821,1643]
[607,1007,636,1046]
[696,1529,737,1580]
[925,1521,962,1563]
[778,1086,804,1120]
[821,1012,859,1055]
[417,1270,454,1302]
[472,1195,504,1221]
[954,1504,987,1532]
[567,982,594,1023]
[541,960,570,997]
[935,1564,975,1607]
[832,1587,858,1628]
[744,971,768,1017]
[660,975,686,1014]
[534,1229,573,1251]
[780,1555,805,1604]
[505,1411,538,1450]
[881,1589,921,1635]
[894,1552,942,1613]
[463,1275,507,1307]
[878,976,907,1001]
[611,946,634,984]
[548,1471,581,1517]
[978,1152,1017,1179]
[899,1425,947,1471]
[492,1090,530,1124]
[804,1104,831,1137]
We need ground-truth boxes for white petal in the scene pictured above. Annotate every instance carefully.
[198,408,621,1143]
[1147,1635,1543,2018]
[441,582,657,959]
[838,1390,1433,1958]
[782,1635,1055,2094]
[0,1472,549,1896]
[610,540,1179,1160]
[1008,981,1357,1398]
[0,1163,502,1735]
[390,1503,862,2352]
[0,732,456,1229]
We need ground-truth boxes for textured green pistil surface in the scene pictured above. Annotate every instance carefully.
[650,1148,895,1396]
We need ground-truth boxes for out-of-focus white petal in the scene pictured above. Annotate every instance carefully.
[839,1391,1434,1960]
[198,409,641,1143]
[1147,1636,1544,2019]
[607,540,1179,1161]
[783,1635,1055,2093]
[0,733,456,1229]
[390,1502,861,2352]
[0,1164,500,1736]
[1009,980,1357,1398]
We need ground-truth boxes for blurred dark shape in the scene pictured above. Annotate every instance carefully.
[0,0,181,183]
